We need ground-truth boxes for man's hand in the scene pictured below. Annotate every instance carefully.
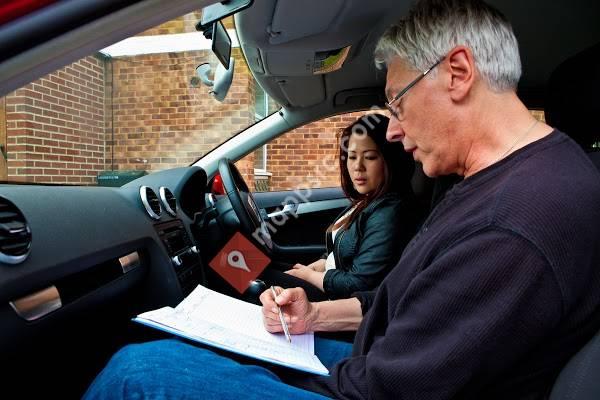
[260,287,315,334]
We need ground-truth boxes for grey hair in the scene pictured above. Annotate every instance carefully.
[375,0,522,92]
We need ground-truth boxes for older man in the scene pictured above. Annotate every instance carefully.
[84,0,600,399]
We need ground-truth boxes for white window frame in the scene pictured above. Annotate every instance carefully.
[253,84,270,174]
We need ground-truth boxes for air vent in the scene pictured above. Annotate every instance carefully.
[139,186,162,220]
[0,197,32,264]
[159,187,177,217]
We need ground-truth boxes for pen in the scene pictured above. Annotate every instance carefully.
[270,286,292,343]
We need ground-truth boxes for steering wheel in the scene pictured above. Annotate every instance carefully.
[217,158,273,251]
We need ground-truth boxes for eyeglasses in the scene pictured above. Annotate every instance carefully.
[385,57,445,121]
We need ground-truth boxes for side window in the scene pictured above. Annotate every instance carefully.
[238,111,376,192]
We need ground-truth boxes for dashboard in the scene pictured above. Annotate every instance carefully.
[0,166,214,394]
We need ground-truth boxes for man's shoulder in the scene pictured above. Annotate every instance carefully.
[489,133,600,275]
[497,132,600,216]
[448,130,600,255]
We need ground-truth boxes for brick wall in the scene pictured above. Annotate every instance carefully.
[0,97,6,180]
[138,12,203,36]
[264,112,367,191]
[139,14,233,36]
[4,56,106,184]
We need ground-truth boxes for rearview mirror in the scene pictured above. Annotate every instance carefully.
[211,20,231,69]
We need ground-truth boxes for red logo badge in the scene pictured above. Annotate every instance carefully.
[208,232,270,293]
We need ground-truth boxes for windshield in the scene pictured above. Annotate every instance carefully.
[0,13,278,187]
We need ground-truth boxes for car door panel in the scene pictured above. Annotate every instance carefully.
[252,187,349,263]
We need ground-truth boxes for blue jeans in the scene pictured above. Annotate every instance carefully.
[83,336,352,399]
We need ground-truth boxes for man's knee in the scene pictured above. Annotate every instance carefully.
[84,340,186,399]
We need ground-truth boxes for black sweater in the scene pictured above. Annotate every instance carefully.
[303,131,600,399]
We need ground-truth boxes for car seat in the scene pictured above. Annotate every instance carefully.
[545,42,600,400]
[550,328,600,400]
[410,161,462,227]
[545,41,600,171]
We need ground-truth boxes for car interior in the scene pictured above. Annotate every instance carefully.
[0,0,599,398]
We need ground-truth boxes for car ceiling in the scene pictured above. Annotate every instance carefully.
[236,0,600,115]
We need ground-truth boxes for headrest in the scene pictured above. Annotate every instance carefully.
[545,42,600,150]
[410,163,463,220]
[410,162,434,218]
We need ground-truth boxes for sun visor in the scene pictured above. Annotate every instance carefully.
[276,76,325,107]
[263,46,350,76]
[268,0,345,45]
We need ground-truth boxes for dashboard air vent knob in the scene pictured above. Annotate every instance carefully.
[0,197,32,264]
[140,186,162,220]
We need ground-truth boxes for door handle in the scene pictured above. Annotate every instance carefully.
[266,203,298,219]
[0,144,6,160]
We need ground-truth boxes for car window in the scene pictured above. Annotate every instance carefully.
[236,111,384,193]
[0,13,278,186]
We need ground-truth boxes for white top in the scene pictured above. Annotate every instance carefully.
[325,205,357,271]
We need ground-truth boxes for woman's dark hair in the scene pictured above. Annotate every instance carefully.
[332,113,414,230]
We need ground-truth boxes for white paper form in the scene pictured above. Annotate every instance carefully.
[134,285,327,375]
